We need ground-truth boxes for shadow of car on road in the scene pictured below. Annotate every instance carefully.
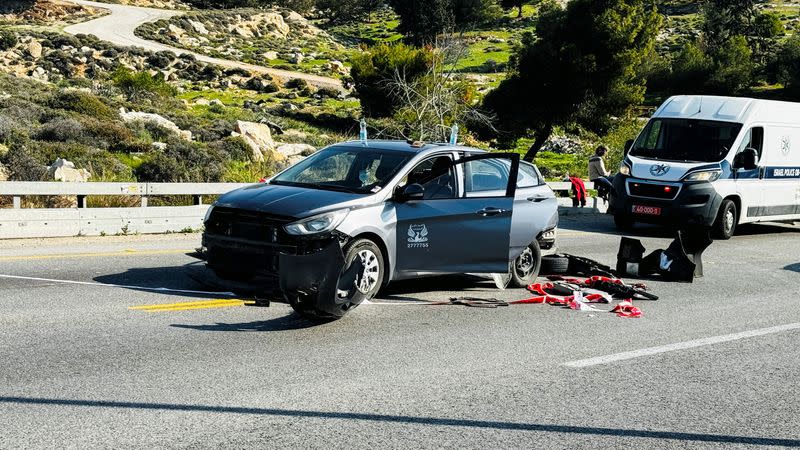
[92,261,236,300]
[170,313,319,332]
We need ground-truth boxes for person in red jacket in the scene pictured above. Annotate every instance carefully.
[569,175,587,208]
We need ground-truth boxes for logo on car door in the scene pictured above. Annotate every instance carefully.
[407,224,429,248]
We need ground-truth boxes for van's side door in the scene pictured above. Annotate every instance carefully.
[393,153,519,275]
[757,126,800,219]
[733,126,765,220]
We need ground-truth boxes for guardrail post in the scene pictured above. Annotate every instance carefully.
[12,196,21,209]
[141,196,148,208]
[77,195,87,209]
[193,195,203,206]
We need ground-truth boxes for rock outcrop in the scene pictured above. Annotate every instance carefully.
[234,120,276,162]
[49,158,91,182]
[119,108,192,141]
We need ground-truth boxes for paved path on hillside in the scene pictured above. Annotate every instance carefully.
[63,0,344,89]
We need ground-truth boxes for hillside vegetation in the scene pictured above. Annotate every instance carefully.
[0,0,799,185]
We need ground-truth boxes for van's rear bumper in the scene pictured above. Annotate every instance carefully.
[608,175,723,227]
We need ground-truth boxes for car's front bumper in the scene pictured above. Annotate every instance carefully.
[202,233,350,317]
[608,176,722,227]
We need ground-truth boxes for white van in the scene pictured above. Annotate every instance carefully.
[609,95,800,239]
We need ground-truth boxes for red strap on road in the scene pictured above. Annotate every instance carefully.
[611,299,642,318]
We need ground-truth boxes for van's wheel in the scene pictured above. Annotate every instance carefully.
[511,241,542,288]
[713,199,738,240]
[614,214,635,231]
[289,238,384,322]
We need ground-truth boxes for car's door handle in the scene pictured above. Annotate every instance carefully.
[476,207,505,217]
[527,196,547,203]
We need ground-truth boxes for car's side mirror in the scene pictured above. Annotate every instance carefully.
[396,183,424,202]
[734,148,759,171]
[624,139,634,157]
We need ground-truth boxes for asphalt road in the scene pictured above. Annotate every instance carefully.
[63,0,344,89]
[2,216,800,448]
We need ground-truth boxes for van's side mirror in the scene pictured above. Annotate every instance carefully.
[396,183,424,202]
[624,139,634,156]
[734,148,759,171]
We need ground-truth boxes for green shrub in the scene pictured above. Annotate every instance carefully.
[46,90,116,121]
[350,42,433,118]
[135,152,182,182]
[146,51,176,69]
[111,67,177,100]
[210,136,253,161]
[0,144,47,181]
[0,31,17,51]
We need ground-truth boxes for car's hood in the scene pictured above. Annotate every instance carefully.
[215,183,365,219]
[627,155,720,182]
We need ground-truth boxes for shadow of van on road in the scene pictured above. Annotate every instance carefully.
[558,214,799,239]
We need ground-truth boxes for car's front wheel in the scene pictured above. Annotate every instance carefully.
[289,238,384,322]
[510,241,542,288]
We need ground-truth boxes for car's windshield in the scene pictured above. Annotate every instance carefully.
[630,118,743,163]
[271,146,413,194]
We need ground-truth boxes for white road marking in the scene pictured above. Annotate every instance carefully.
[0,274,237,297]
[564,322,800,368]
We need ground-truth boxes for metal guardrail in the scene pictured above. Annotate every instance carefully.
[0,181,597,239]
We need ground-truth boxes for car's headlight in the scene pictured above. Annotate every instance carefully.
[203,204,215,223]
[284,209,349,235]
[683,169,721,182]
[619,162,631,176]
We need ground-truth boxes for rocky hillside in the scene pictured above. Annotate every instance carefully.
[136,8,349,78]
[0,0,104,26]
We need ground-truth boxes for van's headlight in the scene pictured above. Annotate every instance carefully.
[683,169,722,182]
[203,204,215,223]
[284,209,349,235]
[619,162,631,176]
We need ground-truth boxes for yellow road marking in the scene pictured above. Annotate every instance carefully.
[0,249,194,262]
[129,299,254,312]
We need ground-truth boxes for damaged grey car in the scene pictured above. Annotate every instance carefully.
[201,140,559,320]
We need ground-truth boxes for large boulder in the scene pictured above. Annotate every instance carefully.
[27,40,42,59]
[234,120,277,162]
[188,19,209,35]
[49,158,91,182]
[119,108,192,141]
[276,143,315,166]
[0,161,9,182]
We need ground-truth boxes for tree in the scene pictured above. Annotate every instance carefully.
[706,35,753,94]
[388,0,499,45]
[386,43,489,142]
[775,35,800,98]
[481,0,661,161]
[316,0,382,24]
[500,0,528,18]
[350,42,434,118]
[700,0,757,50]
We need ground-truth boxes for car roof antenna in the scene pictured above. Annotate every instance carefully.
[359,118,368,146]
[449,123,459,145]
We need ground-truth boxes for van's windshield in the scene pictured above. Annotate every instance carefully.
[271,146,412,194]
[630,119,743,163]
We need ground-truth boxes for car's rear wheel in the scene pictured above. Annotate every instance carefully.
[511,241,542,288]
[289,238,384,322]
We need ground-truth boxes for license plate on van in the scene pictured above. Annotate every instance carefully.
[632,205,661,216]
